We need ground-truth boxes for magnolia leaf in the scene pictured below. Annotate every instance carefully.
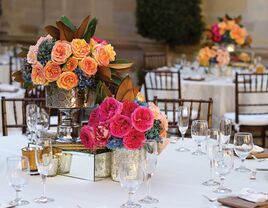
[60,16,76,31]
[12,71,24,83]
[97,66,112,82]
[95,81,112,104]
[234,15,242,24]
[83,18,98,42]
[75,15,90,38]
[17,50,27,58]
[109,62,133,70]
[111,67,131,73]
[56,21,74,41]
[45,25,60,40]
[115,75,133,101]
[122,89,135,102]
[133,87,140,97]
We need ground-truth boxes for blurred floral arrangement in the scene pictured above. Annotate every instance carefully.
[197,46,230,67]
[231,52,251,63]
[204,15,252,47]
[80,96,168,151]
[13,15,133,102]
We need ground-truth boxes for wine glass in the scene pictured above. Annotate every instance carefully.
[218,119,232,147]
[119,155,144,208]
[6,156,30,206]
[176,106,190,152]
[213,147,234,194]
[202,129,220,186]
[140,140,158,204]
[34,137,54,203]
[26,104,38,142]
[36,108,49,138]
[191,120,208,156]
[233,132,254,172]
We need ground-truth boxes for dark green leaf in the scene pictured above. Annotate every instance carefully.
[83,18,98,42]
[60,16,76,31]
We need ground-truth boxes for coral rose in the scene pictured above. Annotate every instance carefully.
[123,129,146,150]
[105,44,116,62]
[44,61,62,82]
[71,39,91,59]
[57,71,79,90]
[216,48,230,66]
[122,100,138,117]
[159,113,168,138]
[230,25,247,45]
[149,102,161,120]
[27,45,38,64]
[131,106,154,132]
[88,108,100,126]
[110,115,132,138]
[51,40,72,64]
[63,57,78,72]
[79,56,98,77]
[31,62,47,85]
[99,97,123,123]
[92,44,110,66]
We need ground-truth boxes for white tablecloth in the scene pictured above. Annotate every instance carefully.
[0,135,267,208]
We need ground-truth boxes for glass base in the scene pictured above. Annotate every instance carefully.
[176,146,190,152]
[139,195,159,204]
[235,166,251,173]
[192,150,206,156]
[120,202,141,208]
[9,199,29,206]
[213,187,232,194]
[34,196,54,204]
[202,179,220,186]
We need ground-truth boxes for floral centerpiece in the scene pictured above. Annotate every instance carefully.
[204,15,252,49]
[79,95,169,180]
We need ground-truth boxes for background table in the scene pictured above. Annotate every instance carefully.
[0,135,267,208]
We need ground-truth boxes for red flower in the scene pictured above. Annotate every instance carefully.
[121,100,138,117]
[99,97,123,123]
[88,108,100,126]
[80,125,96,149]
[131,106,154,132]
[110,115,132,137]
[123,129,146,150]
[94,124,110,148]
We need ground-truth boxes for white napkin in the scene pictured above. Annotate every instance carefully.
[0,84,17,91]
[251,145,264,154]
[238,188,268,203]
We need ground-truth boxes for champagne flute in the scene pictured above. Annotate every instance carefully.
[191,120,208,156]
[36,108,49,138]
[218,119,232,147]
[6,156,30,206]
[34,138,54,203]
[213,147,234,194]
[176,106,190,152]
[140,140,159,204]
[202,129,220,186]
[119,155,143,208]
[233,132,254,172]
[26,104,38,142]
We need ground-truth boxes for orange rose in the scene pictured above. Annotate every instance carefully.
[230,25,247,45]
[51,40,72,64]
[31,62,47,85]
[79,56,98,76]
[71,39,91,59]
[105,44,116,62]
[57,71,79,90]
[44,61,62,82]
[92,44,110,66]
[63,57,78,72]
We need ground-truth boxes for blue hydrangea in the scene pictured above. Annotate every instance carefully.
[106,136,123,150]
[74,68,97,90]
[135,100,148,107]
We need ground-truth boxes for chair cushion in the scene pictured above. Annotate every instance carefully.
[224,112,268,126]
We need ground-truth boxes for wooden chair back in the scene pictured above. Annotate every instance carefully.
[25,86,46,98]
[144,52,167,70]
[144,70,181,102]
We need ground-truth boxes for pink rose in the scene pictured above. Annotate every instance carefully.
[88,108,100,126]
[123,129,146,150]
[121,100,138,117]
[99,97,123,123]
[92,36,108,45]
[110,115,132,138]
[211,24,221,37]
[131,106,154,132]
[27,45,38,64]
[51,40,72,65]
[212,35,222,43]
[94,124,110,148]
[80,125,96,150]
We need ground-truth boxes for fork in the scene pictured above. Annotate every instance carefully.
[202,195,217,202]
[251,154,267,162]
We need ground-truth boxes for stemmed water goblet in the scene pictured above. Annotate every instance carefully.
[218,119,232,147]
[36,108,49,138]
[176,106,190,152]
[34,137,54,203]
[202,129,220,186]
[6,156,30,206]
[26,104,38,142]
[191,120,208,156]
[119,155,144,208]
[140,140,159,204]
[233,132,254,172]
[213,147,234,194]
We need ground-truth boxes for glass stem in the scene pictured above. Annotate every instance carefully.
[127,191,134,204]
[209,159,213,180]
[15,190,21,201]
[241,158,245,167]
[41,174,46,198]
[197,143,202,152]
[219,176,225,189]
[146,174,152,197]
[181,134,185,147]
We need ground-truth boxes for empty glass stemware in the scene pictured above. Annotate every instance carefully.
[213,147,234,194]
[6,156,30,206]
[26,104,38,142]
[218,119,232,147]
[202,129,220,186]
[119,155,143,208]
[234,132,254,172]
[140,140,159,204]
[36,108,49,138]
[34,138,54,203]
[176,106,190,152]
[191,120,208,156]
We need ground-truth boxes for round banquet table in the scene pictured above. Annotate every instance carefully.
[0,135,267,208]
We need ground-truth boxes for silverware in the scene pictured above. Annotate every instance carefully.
[256,168,268,171]
[251,154,268,162]
[202,195,217,202]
